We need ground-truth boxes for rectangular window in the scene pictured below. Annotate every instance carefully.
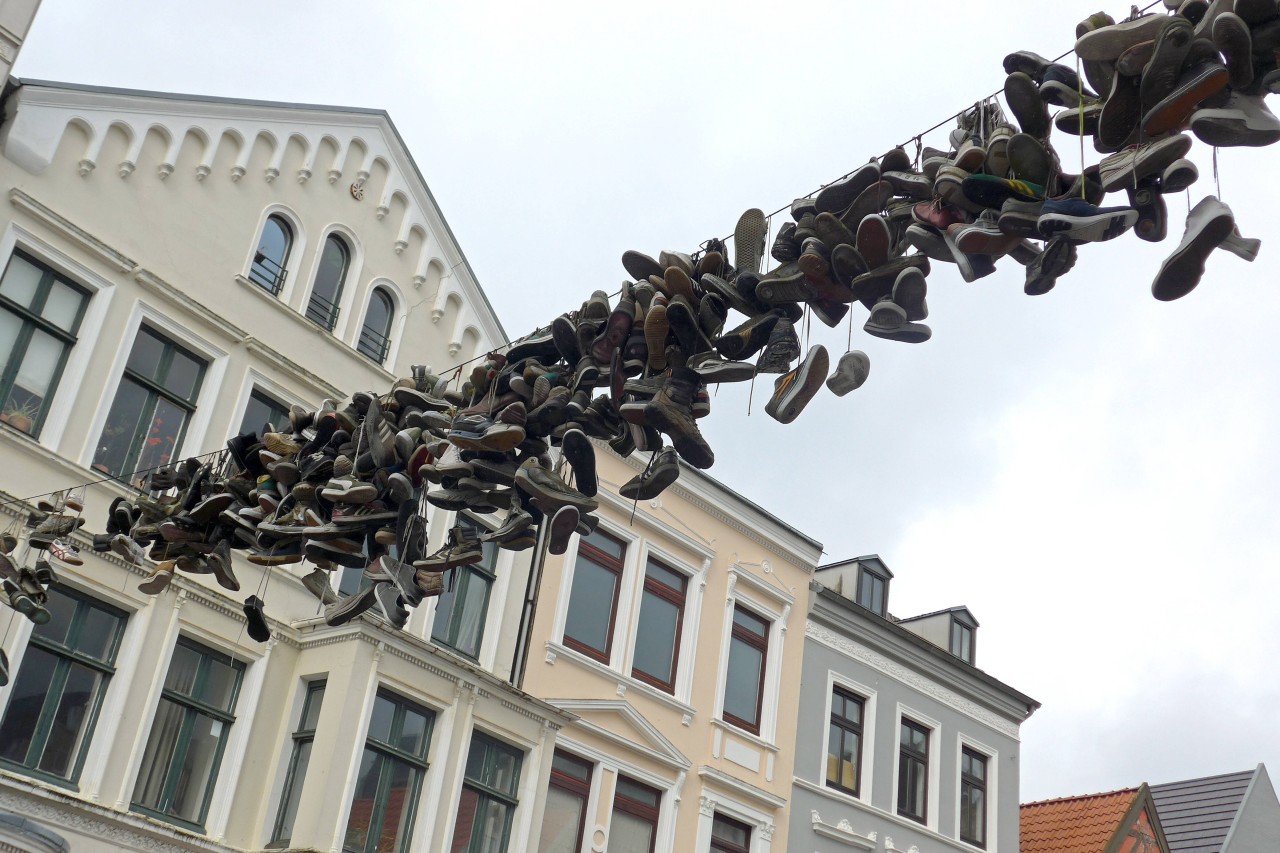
[132,638,245,830]
[269,681,326,847]
[343,690,434,853]
[93,326,206,484]
[562,529,627,662]
[951,620,974,664]
[897,719,930,824]
[630,557,687,693]
[0,585,126,785]
[722,605,768,735]
[711,813,753,853]
[856,570,886,615]
[432,521,497,659]
[538,751,592,853]
[0,251,90,438]
[609,776,661,853]
[450,732,523,853]
[826,687,864,796]
[960,748,987,848]
[239,388,290,437]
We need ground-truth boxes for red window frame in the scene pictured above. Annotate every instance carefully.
[544,750,592,853]
[611,776,661,853]
[562,530,627,662]
[630,558,688,693]
[710,812,753,853]
[723,605,769,735]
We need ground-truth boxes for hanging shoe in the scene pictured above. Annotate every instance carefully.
[1151,196,1235,301]
[826,351,871,397]
[619,446,681,500]
[765,346,829,424]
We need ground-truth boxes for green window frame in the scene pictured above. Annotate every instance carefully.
[0,250,90,438]
[238,387,291,438]
[269,681,326,847]
[431,520,496,659]
[343,689,434,853]
[93,325,206,484]
[450,732,524,853]
[131,638,245,831]
[0,584,126,786]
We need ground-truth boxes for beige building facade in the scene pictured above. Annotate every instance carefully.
[0,76,574,853]
[523,448,824,852]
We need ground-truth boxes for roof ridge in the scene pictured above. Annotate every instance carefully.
[1022,787,1139,807]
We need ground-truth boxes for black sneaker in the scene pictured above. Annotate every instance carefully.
[619,447,680,500]
[765,346,830,424]
[243,595,271,642]
[715,313,780,361]
[560,428,597,498]
[754,318,800,375]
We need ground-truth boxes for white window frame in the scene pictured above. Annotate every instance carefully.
[77,301,229,470]
[552,518,642,670]
[696,789,774,853]
[229,368,313,440]
[304,224,364,338]
[0,222,118,451]
[242,204,306,302]
[892,703,941,833]
[820,671,878,804]
[956,734,999,853]
[350,276,408,368]
[713,565,792,744]
[621,541,706,705]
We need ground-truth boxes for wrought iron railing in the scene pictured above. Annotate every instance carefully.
[305,292,341,331]
[357,325,391,364]
[248,251,287,296]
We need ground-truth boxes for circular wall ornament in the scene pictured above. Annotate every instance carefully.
[349,180,365,200]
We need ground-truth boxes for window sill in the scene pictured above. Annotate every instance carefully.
[710,717,778,752]
[234,275,396,383]
[794,778,973,851]
[544,640,696,722]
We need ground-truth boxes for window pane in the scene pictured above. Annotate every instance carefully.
[73,604,124,661]
[239,390,289,437]
[344,748,384,853]
[469,796,512,853]
[134,395,188,475]
[126,329,166,382]
[632,590,679,686]
[723,638,764,728]
[378,757,417,853]
[311,236,349,322]
[644,560,684,592]
[563,557,618,655]
[367,694,396,744]
[12,327,61,404]
[133,699,186,809]
[609,811,655,852]
[163,349,202,402]
[615,777,659,808]
[732,607,767,638]
[36,661,102,777]
[200,656,240,712]
[259,218,290,266]
[164,645,202,696]
[583,530,624,562]
[398,707,430,757]
[0,254,42,307]
[41,279,84,331]
[275,739,311,844]
[539,785,586,853]
[32,590,77,646]
[433,566,491,658]
[171,714,228,821]
[301,684,326,731]
[552,751,591,784]
[93,378,151,476]
[0,646,59,763]
[712,814,751,847]
[839,730,858,790]
[0,309,23,380]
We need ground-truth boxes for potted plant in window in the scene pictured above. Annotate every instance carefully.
[0,398,39,434]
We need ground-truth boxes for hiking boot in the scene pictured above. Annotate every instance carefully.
[514,458,599,512]
[716,313,780,361]
[826,350,871,397]
[638,367,713,469]
[1151,195,1234,301]
[302,567,339,605]
[207,539,239,592]
[414,525,484,573]
[765,346,829,424]
[138,559,177,595]
[771,221,801,263]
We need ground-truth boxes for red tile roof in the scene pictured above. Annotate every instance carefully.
[1021,788,1139,853]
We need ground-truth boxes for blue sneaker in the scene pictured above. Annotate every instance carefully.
[1037,198,1138,242]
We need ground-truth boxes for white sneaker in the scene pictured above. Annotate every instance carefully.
[826,351,871,397]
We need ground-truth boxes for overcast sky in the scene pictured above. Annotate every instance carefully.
[17,1,1279,802]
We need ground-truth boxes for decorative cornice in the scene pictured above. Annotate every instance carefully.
[696,766,788,809]
[805,622,1020,739]
[9,189,136,272]
[134,269,247,341]
[810,811,877,849]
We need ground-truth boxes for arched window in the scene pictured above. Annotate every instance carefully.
[249,215,292,296]
[357,287,394,363]
[306,234,349,331]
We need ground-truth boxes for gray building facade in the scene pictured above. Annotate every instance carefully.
[789,557,1039,853]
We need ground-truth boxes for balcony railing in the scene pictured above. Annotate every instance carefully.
[305,292,341,331]
[357,325,391,364]
[248,252,287,296]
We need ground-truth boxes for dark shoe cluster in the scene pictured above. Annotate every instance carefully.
[1,488,87,637]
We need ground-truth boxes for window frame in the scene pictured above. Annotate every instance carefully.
[239,386,291,437]
[357,286,395,364]
[825,686,865,797]
[960,746,988,849]
[307,233,350,332]
[343,688,435,853]
[722,604,769,736]
[897,717,931,825]
[431,519,497,660]
[92,325,207,483]
[710,811,754,853]
[269,680,326,848]
[540,750,592,853]
[0,584,127,787]
[950,617,975,664]
[629,556,688,694]
[562,529,628,663]
[856,566,888,616]
[451,731,524,853]
[610,775,662,853]
[131,637,246,831]
[0,249,91,438]
[248,214,293,296]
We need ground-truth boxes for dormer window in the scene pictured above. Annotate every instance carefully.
[856,564,889,616]
[950,617,975,664]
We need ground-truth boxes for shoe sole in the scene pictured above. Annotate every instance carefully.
[1151,210,1234,301]
[621,250,663,282]
[645,306,669,371]
[733,209,767,275]
[1076,15,1169,60]
[619,460,680,500]
[765,346,829,424]
[1143,65,1229,136]
[1004,72,1050,138]
[863,321,933,344]
[756,269,813,304]
[1025,237,1077,295]
[1101,134,1193,191]
[561,430,597,497]
[814,163,880,215]
[1037,209,1139,242]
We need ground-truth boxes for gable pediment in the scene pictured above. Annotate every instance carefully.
[548,698,691,771]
